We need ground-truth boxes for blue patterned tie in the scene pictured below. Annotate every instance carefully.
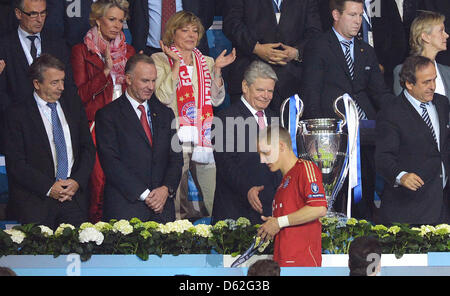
[341,40,367,120]
[47,102,68,180]
[420,102,438,145]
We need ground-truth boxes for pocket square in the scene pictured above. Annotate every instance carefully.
[365,66,371,71]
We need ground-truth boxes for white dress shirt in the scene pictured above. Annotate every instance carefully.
[125,91,152,201]
[34,92,74,193]
[396,90,446,188]
[241,96,268,127]
[147,0,183,48]
[18,26,41,65]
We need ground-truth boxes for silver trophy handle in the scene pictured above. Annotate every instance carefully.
[333,95,347,129]
[280,95,304,133]
[330,94,360,205]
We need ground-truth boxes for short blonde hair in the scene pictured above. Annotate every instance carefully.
[89,0,129,27]
[161,11,205,47]
[410,11,445,56]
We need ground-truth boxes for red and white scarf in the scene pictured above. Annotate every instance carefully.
[168,46,214,163]
[84,26,128,85]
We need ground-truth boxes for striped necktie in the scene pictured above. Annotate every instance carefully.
[47,102,68,180]
[420,102,438,145]
[341,40,367,120]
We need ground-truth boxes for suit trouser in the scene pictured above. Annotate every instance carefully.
[175,150,216,220]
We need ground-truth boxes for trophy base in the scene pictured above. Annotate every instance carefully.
[325,210,347,219]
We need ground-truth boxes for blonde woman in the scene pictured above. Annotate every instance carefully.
[71,0,135,223]
[393,11,450,97]
[152,11,235,220]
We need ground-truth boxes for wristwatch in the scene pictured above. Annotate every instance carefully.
[167,186,176,198]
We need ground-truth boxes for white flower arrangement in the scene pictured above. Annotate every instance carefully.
[112,220,133,235]
[38,225,54,237]
[4,229,26,244]
[78,227,104,245]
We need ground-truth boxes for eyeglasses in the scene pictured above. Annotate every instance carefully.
[19,8,47,19]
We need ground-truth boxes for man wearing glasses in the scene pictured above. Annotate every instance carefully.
[0,0,78,155]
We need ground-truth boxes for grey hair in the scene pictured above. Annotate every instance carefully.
[243,60,278,86]
[14,0,46,10]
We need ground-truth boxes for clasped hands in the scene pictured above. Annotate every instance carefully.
[253,42,298,66]
[144,186,169,214]
[49,179,79,202]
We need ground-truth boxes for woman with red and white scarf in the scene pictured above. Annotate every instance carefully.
[71,0,135,223]
[152,11,236,220]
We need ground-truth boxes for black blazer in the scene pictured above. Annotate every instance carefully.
[0,29,78,153]
[301,29,395,120]
[4,94,95,225]
[95,94,183,222]
[127,0,215,55]
[222,0,322,110]
[211,99,282,224]
[375,93,450,225]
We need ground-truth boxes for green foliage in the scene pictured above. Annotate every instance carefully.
[0,217,448,261]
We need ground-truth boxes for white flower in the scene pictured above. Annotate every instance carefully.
[94,221,113,232]
[113,220,133,235]
[54,223,75,236]
[4,229,26,244]
[38,225,53,237]
[158,220,194,234]
[78,227,104,245]
[194,224,212,238]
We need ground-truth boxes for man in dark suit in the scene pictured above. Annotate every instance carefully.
[375,55,449,225]
[0,0,77,153]
[301,0,395,220]
[95,54,183,222]
[4,54,95,229]
[222,0,322,113]
[127,0,215,56]
[212,60,282,225]
[319,0,406,90]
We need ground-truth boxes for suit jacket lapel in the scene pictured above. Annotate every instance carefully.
[12,31,30,75]
[27,97,54,163]
[148,97,159,141]
[119,95,152,148]
[433,95,447,152]
[353,39,365,81]
[58,96,76,156]
[264,0,278,27]
[401,93,438,149]
[328,30,353,81]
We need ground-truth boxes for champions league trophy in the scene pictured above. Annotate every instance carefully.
[280,95,359,217]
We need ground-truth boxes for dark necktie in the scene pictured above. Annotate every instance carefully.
[420,102,438,145]
[341,40,368,120]
[27,35,38,61]
[138,105,153,146]
[161,0,176,37]
[47,102,68,180]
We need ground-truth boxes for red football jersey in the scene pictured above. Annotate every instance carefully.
[272,159,327,267]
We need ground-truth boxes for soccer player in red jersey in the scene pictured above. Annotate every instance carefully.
[257,125,327,267]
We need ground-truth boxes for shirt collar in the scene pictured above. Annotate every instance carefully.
[403,89,432,111]
[125,90,148,113]
[241,96,265,117]
[18,26,41,40]
[332,27,354,45]
[33,91,57,109]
